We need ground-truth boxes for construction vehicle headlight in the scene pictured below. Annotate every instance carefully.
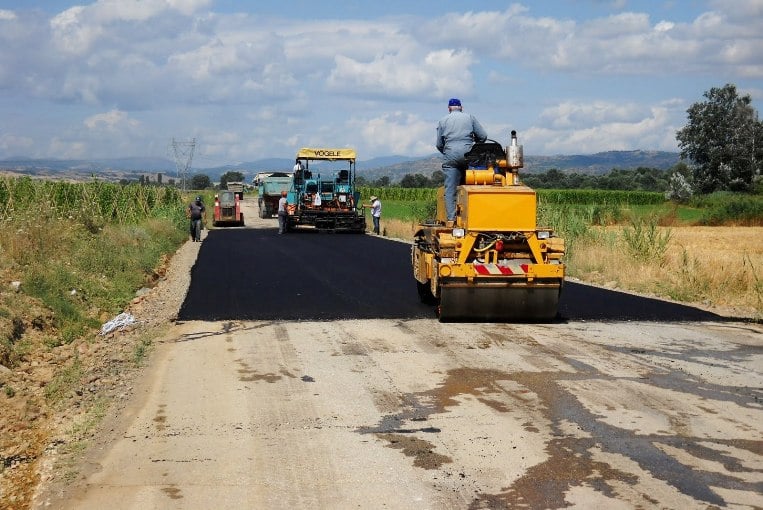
[537,231,550,239]
[338,194,347,202]
[452,228,465,238]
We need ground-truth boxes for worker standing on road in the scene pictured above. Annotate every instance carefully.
[186,195,206,242]
[277,190,289,234]
[363,195,382,235]
[436,98,487,225]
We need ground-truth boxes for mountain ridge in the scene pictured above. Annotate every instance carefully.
[0,150,680,183]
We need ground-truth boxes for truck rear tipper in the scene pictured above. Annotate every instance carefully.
[411,131,566,321]
[255,172,292,218]
[286,148,365,233]
[226,181,245,200]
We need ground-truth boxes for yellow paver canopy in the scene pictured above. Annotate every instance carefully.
[297,148,356,161]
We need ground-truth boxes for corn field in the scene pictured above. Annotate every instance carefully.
[0,177,183,224]
[537,189,664,206]
[359,185,665,206]
[360,186,437,201]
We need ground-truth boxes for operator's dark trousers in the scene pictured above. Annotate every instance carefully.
[372,215,380,235]
[443,160,467,221]
[278,212,288,234]
[189,218,202,241]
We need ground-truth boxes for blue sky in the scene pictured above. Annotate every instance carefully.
[0,0,761,168]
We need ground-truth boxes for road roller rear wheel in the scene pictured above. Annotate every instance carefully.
[416,280,437,305]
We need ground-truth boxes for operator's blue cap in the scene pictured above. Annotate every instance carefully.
[448,98,461,107]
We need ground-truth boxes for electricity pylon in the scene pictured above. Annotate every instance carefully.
[170,138,196,191]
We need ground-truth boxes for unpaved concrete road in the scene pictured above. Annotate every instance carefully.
[42,199,763,509]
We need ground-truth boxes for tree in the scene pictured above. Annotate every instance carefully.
[665,162,693,202]
[219,171,245,190]
[676,83,763,193]
[400,173,431,188]
[665,172,693,203]
[430,170,445,186]
[190,174,211,190]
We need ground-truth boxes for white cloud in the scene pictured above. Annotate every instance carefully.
[50,6,100,55]
[352,112,433,157]
[48,138,88,159]
[539,101,644,130]
[422,4,763,77]
[84,109,140,131]
[50,0,210,55]
[654,20,674,32]
[708,0,763,21]
[0,133,33,154]
[327,49,474,99]
[525,102,680,154]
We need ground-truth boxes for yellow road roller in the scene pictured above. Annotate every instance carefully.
[412,131,565,321]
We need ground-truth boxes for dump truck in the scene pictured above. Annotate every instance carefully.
[212,189,244,227]
[255,172,293,218]
[286,148,365,233]
[226,181,245,201]
[411,131,565,321]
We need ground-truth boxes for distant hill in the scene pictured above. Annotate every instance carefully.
[0,150,680,183]
[0,156,176,173]
[525,150,680,174]
[204,155,412,180]
[360,150,681,183]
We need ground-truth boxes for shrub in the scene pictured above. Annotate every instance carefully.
[621,217,672,262]
[665,172,693,203]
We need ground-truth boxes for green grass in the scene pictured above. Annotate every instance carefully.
[0,178,189,364]
[624,203,705,224]
[376,187,762,227]
[622,192,763,225]
[364,200,435,222]
[15,218,186,348]
[133,331,156,366]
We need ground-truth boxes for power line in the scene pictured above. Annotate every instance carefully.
[170,138,196,191]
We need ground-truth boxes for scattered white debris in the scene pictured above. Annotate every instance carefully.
[10,281,21,292]
[100,313,138,335]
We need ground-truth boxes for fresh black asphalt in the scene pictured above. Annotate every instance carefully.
[177,227,729,323]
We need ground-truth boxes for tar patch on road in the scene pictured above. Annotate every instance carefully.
[178,228,733,323]
[359,366,759,508]
[558,281,728,322]
[178,228,434,321]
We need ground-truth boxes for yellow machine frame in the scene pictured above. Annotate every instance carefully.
[412,133,566,321]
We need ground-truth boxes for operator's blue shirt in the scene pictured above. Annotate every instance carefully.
[436,110,488,165]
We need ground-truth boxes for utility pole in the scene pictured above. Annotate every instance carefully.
[170,138,196,191]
